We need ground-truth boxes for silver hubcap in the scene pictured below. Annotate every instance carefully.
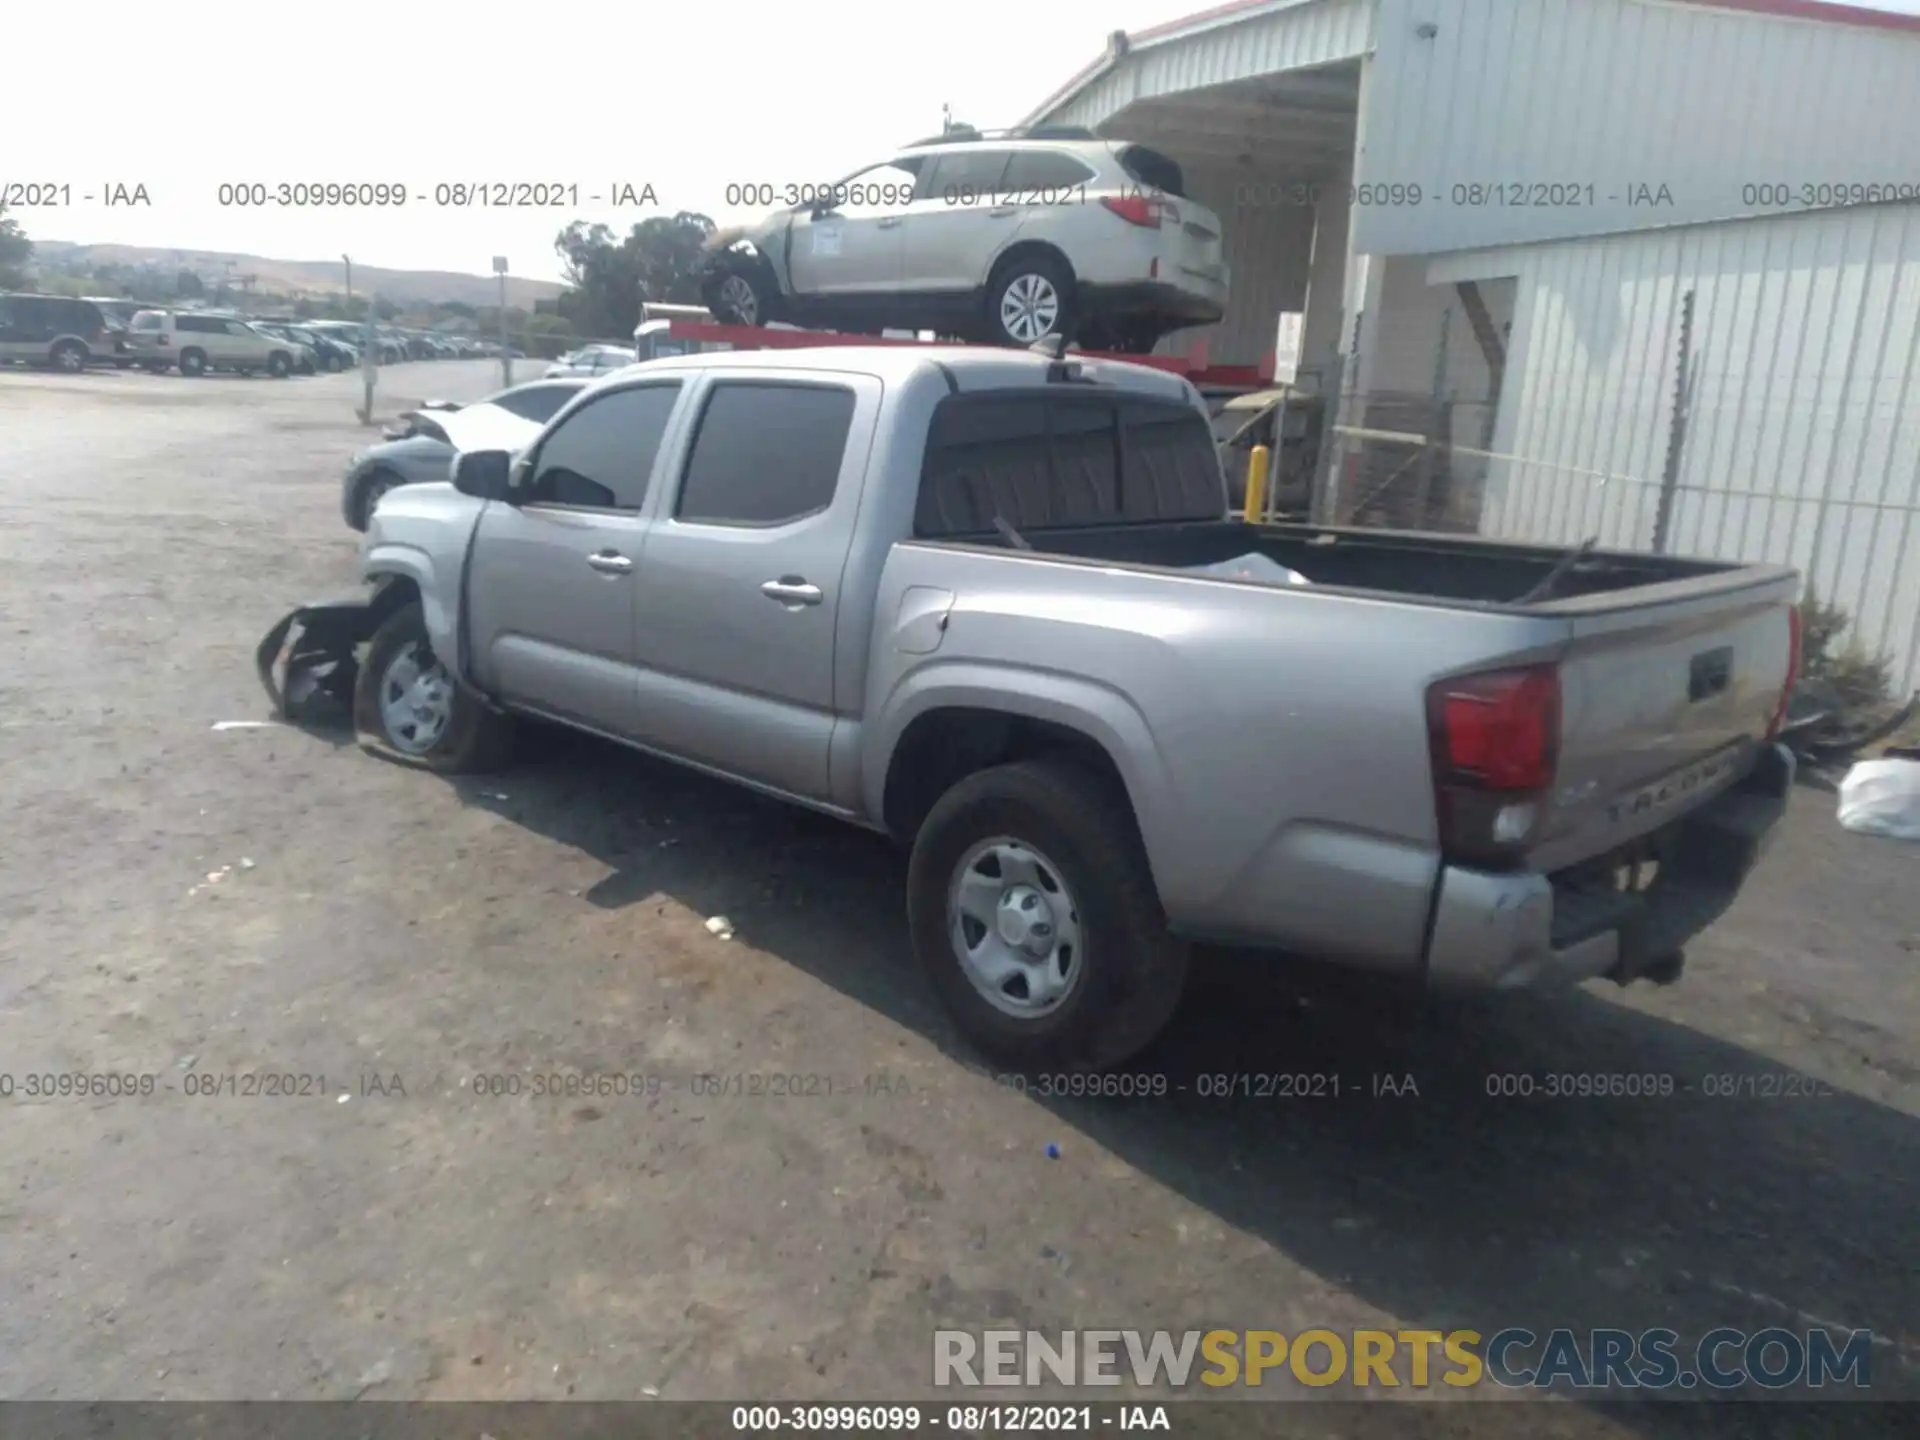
[57,347,83,372]
[378,641,454,755]
[999,273,1061,343]
[718,275,759,324]
[948,837,1083,1018]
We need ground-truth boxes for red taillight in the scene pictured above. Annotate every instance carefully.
[1427,664,1561,866]
[1766,605,1802,740]
[1101,194,1162,228]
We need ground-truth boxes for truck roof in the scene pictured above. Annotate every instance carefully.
[636,342,1200,404]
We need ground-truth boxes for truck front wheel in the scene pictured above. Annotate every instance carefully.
[908,759,1189,1071]
[354,603,513,772]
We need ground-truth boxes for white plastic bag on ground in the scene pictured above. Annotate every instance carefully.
[1185,552,1313,587]
[1836,758,1920,841]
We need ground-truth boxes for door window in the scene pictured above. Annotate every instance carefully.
[675,383,855,526]
[524,382,682,512]
[999,151,1096,197]
[920,150,1015,206]
[823,160,923,219]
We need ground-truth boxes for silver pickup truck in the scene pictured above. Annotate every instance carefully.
[284,343,1801,1070]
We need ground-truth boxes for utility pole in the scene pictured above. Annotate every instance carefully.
[494,257,512,386]
[342,254,353,309]
[357,289,379,426]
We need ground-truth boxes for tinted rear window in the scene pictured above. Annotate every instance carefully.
[1116,144,1186,198]
[676,383,855,526]
[915,393,1221,538]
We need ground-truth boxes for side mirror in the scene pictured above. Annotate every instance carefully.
[452,448,513,501]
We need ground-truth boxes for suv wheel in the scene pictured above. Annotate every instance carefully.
[267,351,292,379]
[985,254,1074,347]
[179,348,208,377]
[907,759,1190,1070]
[704,262,777,326]
[49,340,88,374]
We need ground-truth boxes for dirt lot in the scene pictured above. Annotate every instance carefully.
[0,362,1914,1435]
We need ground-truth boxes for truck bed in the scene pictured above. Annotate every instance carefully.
[980,519,1773,610]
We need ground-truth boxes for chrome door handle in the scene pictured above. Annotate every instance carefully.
[876,217,904,229]
[760,578,823,607]
[587,551,633,574]
[988,206,1018,218]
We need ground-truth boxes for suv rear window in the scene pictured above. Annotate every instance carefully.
[1116,144,1186,198]
[915,392,1221,538]
[130,311,165,330]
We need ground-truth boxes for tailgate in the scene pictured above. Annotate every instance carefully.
[1529,570,1798,873]
[1164,196,1226,288]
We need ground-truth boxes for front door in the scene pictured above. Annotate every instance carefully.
[629,372,878,800]
[785,159,924,297]
[463,381,685,737]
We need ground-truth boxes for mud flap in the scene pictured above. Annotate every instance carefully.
[256,599,379,723]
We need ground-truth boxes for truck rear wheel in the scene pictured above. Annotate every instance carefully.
[908,759,1189,1071]
[354,602,513,773]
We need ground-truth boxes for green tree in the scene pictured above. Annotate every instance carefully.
[0,207,35,288]
[175,269,204,298]
[553,211,715,339]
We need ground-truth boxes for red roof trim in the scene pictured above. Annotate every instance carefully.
[1125,0,1920,47]
[1667,0,1920,35]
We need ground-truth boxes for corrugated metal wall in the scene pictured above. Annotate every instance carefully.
[1171,165,1320,364]
[1429,203,1920,691]
[1359,0,1920,257]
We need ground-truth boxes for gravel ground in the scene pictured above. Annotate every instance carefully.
[0,361,1914,1437]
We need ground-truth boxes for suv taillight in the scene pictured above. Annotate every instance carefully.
[1426,664,1561,867]
[1101,195,1163,229]
[1766,605,1802,740]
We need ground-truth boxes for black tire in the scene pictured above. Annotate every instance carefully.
[50,339,88,374]
[146,361,171,375]
[179,348,208,377]
[703,258,779,326]
[983,252,1075,349]
[267,351,292,378]
[325,353,344,373]
[907,759,1189,1071]
[353,603,513,773]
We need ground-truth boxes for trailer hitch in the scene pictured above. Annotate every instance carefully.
[255,598,380,723]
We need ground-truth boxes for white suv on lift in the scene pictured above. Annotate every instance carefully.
[698,126,1228,353]
[125,310,302,377]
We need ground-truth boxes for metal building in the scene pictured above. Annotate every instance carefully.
[1023,0,1920,690]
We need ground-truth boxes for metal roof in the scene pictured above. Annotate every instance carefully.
[1026,0,1920,128]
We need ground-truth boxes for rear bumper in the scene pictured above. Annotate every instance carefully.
[1424,743,1795,990]
[1078,280,1225,328]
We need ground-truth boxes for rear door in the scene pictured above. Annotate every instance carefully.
[897,149,1016,291]
[1528,578,1799,871]
[464,380,685,737]
[628,372,879,800]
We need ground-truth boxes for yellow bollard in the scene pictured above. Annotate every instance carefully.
[1242,444,1272,524]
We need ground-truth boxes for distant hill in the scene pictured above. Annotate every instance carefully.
[33,241,564,309]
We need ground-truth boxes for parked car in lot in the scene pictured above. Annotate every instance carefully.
[0,293,115,372]
[124,310,302,377]
[290,343,1799,1070]
[339,378,590,529]
[248,322,325,374]
[82,297,146,368]
[543,344,637,379]
[698,126,1227,352]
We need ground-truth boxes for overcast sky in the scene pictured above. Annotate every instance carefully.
[9,0,1917,284]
